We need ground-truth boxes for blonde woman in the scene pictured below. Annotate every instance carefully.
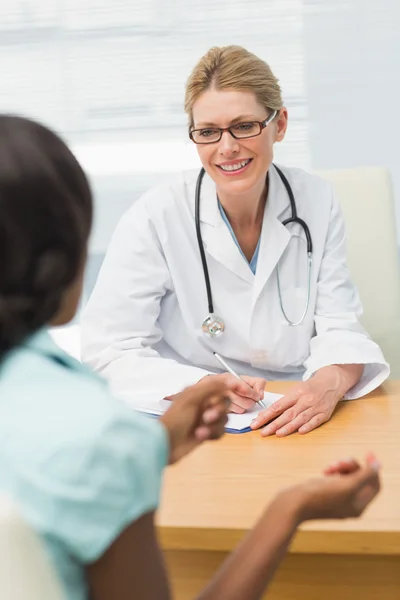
[82,45,389,436]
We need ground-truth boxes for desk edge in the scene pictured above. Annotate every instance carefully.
[158,526,400,555]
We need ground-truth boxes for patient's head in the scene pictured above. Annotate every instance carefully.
[0,115,92,357]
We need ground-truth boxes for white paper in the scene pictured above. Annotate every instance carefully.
[133,391,282,432]
[226,392,282,431]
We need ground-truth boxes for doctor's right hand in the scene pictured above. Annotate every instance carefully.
[202,373,267,414]
[160,377,231,464]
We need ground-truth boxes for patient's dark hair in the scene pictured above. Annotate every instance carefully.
[0,115,92,358]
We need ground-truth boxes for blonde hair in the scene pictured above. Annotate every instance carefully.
[184,45,283,126]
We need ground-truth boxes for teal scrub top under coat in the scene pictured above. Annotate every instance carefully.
[218,200,260,274]
[0,329,169,600]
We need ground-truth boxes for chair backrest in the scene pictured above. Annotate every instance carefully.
[315,167,400,374]
[0,495,64,600]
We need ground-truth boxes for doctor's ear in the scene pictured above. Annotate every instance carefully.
[273,108,288,143]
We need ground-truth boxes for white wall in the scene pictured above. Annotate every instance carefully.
[304,0,400,230]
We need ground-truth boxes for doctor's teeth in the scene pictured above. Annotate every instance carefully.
[219,159,250,171]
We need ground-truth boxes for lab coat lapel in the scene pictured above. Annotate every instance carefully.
[199,171,254,285]
[252,166,292,308]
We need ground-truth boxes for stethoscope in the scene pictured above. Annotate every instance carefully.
[195,164,313,337]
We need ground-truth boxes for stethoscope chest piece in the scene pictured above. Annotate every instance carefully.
[202,314,225,337]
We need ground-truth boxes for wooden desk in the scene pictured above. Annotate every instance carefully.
[157,381,400,599]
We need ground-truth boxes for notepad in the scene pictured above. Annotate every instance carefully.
[225,392,283,432]
[133,391,283,434]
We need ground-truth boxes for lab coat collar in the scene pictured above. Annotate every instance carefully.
[198,165,292,286]
[198,169,221,227]
[198,170,254,284]
[252,166,292,307]
[266,163,292,220]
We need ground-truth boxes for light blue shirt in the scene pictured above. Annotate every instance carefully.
[0,329,168,600]
[218,200,260,274]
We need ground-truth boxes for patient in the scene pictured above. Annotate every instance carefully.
[0,115,381,600]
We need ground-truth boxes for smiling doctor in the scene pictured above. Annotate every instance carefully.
[82,45,389,437]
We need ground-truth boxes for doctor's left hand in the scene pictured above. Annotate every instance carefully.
[250,368,346,437]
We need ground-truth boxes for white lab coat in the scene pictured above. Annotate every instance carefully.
[81,165,389,407]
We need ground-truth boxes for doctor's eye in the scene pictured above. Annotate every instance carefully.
[198,128,219,138]
[232,122,259,135]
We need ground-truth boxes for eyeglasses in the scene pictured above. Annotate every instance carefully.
[189,110,277,145]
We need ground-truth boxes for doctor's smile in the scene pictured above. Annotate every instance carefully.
[216,158,253,175]
[82,45,389,436]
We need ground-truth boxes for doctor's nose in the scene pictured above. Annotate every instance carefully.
[217,130,240,157]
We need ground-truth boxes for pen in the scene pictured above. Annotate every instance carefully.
[213,352,266,409]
